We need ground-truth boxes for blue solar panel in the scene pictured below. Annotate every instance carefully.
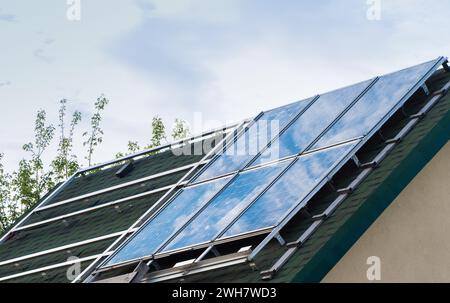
[193,97,315,183]
[162,161,290,253]
[311,59,440,150]
[102,57,444,268]
[105,176,232,266]
[250,79,373,167]
[221,141,358,238]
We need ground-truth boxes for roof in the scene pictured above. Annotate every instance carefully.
[0,58,449,283]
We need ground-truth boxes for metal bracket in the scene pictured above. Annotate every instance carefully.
[147,260,161,271]
[336,187,353,194]
[385,137,402,144]
[351,155,361,168]
[377,129,389,141]
[130,261,150,283]
[443,61,450,72]
[421,83,430,96]
[260,269,275,280]
[360,161,378,169]
[274,233,286,246]
[211,247,221,257]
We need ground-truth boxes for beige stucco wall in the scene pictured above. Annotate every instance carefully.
[322,141,450,283]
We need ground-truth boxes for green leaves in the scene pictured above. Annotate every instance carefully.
[172,119,190,141]
[11,110,56,213]
[0,154,18,233]
[83,94,109,166]
[149,116,167,149]
[51,99,82,182]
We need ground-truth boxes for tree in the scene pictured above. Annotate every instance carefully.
[0,154,18,234]
[51,99,82,182]
[83,95,109,166]
[147,116,167,149]
[172,118,190,140]
[11,110,55,210]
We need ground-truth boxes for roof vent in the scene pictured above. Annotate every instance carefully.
[115,160,134,178]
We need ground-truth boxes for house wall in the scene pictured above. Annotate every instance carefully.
[322,141,450,283]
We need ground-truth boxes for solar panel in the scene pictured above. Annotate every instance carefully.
[101,57,445,269]
[105,176,232,266]
[193,97,315,183]
[250,79,374,167]
[221,141,358,238]
[161,161,289,253]
[311,59,440,150]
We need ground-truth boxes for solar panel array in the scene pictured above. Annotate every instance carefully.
[98,57,445,268]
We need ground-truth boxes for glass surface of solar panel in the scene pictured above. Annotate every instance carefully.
[311,58,440,150]
[250,79,373,167]
[161,161,291,253]
[221,141,358,238]
[193,98,314,183]
[105,176,232,266]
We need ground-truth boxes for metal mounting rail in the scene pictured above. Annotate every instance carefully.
[0,229,137,269]
[13,183,181,232]
[37,162,205,212]
[0,254,104,282]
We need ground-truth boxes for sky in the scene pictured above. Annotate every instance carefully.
[0,0,449,172]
